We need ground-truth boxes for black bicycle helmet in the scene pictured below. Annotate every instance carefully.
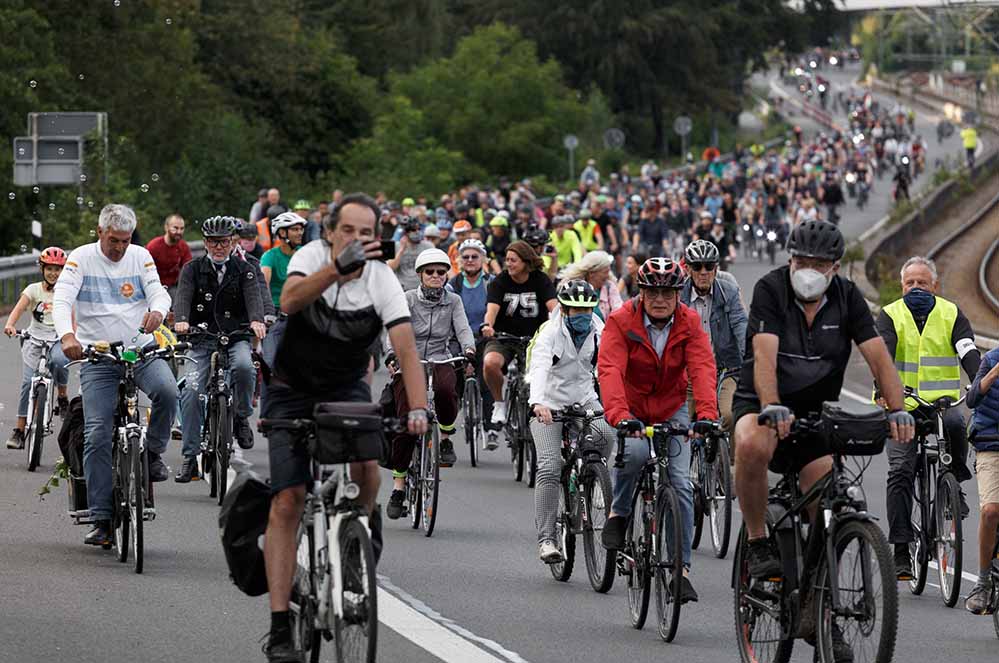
[522,226,550,249]
[202,215,237,238]
[786,219,844,261]
[684,239,720,264]
[237,219,257,238]
[557,279,599,308]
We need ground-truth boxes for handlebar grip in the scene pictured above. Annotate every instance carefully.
[173,341,191,353]
[613,435,625,469]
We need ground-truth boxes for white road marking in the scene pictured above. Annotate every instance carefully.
[927,559,981,584]
[839,387,871,405]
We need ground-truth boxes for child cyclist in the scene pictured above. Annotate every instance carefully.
[4,247,71,449]
[527,279,616,563]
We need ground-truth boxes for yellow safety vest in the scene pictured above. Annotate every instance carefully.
[961,127,978,150]
[573,220,600,251]
[884,297,960,410]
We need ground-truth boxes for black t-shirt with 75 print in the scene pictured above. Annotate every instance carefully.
[487,270,556,339]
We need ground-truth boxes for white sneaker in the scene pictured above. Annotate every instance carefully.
[491,402,507,425]
[539,539,563,564]
[485,431,499,451]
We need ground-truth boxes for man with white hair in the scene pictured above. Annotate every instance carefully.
[877,255,981,580]
[53,204,176,547]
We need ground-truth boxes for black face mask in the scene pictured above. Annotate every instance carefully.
[420,285,444,303]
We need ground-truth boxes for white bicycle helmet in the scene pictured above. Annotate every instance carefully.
[414,248,451,272]
[458,239,487,255]
[271,211,307,233]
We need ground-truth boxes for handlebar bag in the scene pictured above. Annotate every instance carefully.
[820,401,888,456]
[312,402,387,464]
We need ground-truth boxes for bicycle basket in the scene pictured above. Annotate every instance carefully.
[312,402,387,464]
[820,401,888,456]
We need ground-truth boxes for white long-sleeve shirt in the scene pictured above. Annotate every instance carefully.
[53,242,171,346]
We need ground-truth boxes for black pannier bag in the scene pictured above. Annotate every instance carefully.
[219,470,272,597]
[820,401,889,456]
[57,396,87,513]
[311,402,387,465]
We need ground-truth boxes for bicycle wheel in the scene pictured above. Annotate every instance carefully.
[708,441,733,559]
[733,525,792,663]
[626,495,652,629]
[421,429,440,537]
[934,472,963,607]
[550,483,576,582]
[582,463,616,593]
[334,518,378,663]
[130,440,145,574]
[690,446,704,550]
[114,442,130,562]
[815,520,897,663]
[215,394,231,506]
[512,438,525,483]
[909,469,930,595]
[27,381,47,472]
[654,486,683,642]
[205,397,219,499]
[408,446,421,530]
[290,523,319,662]
[463,379,478,468]
[526,439,538,488]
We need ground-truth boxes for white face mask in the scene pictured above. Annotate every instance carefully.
[790,266,833,302]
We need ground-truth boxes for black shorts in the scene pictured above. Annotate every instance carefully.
[483,339,526,369]
[263,379,371,494]
[731,395,828,475]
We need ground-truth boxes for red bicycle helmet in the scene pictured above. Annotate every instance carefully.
[38,246,67,267]
[636,257,686,289]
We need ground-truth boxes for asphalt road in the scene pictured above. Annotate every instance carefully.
[1,68,995,663]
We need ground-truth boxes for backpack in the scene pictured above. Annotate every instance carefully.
[219,469,272,596]
[56,396,85,477]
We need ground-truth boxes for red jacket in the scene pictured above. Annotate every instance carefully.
[598,298,719,427]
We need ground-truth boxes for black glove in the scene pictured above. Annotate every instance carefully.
[757,404,792,427]
[691,419,719,436]
[887,409,915,429]
[616,418,644,434]
[335,239,366,276]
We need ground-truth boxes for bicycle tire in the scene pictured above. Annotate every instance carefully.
[733,525,793,663]
[408,445,421,530]
[909,467,930,595]
[114,441,130,562]
[27,381,47,472]
[626,493,652,629]
[654,486,683,642]
[290,522,319,662]
[512,438,525,483]
[131,438,145,574]
[526,439,537,489]
[815,519,898,663]
[215,394,231,506]
[709,441,733,559]
[463,379,478,468]
[690,446,704,550]
[934,471,963,607]
[334,518,378,663]
[582,463,616,593]
[206,396,219,499]
[421,429,440,537]
[549,482,576,582]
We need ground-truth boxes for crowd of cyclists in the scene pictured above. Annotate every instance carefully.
[3,99,998,663]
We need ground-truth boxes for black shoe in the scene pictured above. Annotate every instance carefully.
[440,438,457,467]
[894,543,913,581]
[148,453,168,482]
[262,637,301,663]
[745,537,782,580]
[174,456,200,483]
[601,515,627,551]
[235,416,254,450]
[56,395,70,417]
[959,490,970,520]
[5,428,25,450]
[170,425,182,441]
[828,623,854,663]
[679,575,699,604]
[84,520,112,546]
[386,490,406,520]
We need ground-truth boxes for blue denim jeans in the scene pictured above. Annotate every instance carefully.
[611,403,694,567]
[81,358,178,521]
[179,340,255,458]
[17,343,70,417]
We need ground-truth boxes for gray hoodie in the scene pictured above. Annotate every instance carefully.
[388,287,475,361]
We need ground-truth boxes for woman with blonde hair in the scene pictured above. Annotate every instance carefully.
[561,250,622,320]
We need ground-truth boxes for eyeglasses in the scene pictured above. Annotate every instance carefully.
[205,238,229,248]
[688,262,717,272]
[422,268,448,276]
[461,254,481,261]
[642,288,677,301]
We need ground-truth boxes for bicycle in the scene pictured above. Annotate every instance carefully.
[733,402,898,663]
[493,333,535,487]
[613,419,696,643]
[902,386,968,608]
[690,424,733,559]
[67,339,191,574]
[260,405,402,663]
[461,370,483,468]
[12,331,58,471]
[548,404,616,593]
[182,324,255,505]
[403,357,466,538]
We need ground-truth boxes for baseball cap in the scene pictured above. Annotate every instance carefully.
[293,199,311,211]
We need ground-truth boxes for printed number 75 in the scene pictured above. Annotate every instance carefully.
[503,293,538,317]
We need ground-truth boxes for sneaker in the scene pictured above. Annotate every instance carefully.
[56,395,70,417]
[5,428,25,450]
[965,578,995,615]
[170,425,182,441]
[679,575,699,603]
[893,543,913,581]
[491,401,507,425]
[174,456,200,483]
[235,416,254,450]
[601,515,627,551]
[386,490,406,520]
[262,637,301,663]
[745,537,782,580]
[148,453,169,482]
[84,520,112,546]
[539,539,563,564]
[485,431,499,451]
[439,438,457,467]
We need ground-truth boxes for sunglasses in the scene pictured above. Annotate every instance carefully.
[461,254,481,261]
[643,288,677,301]
[688,262,717,272]
[422,268,448,276]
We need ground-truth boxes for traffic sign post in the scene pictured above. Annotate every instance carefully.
[563,134,579,182]
[673,116,692,164]
[12,112,107,187]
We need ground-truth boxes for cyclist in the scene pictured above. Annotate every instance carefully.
[447,220,474,272]
[384,249,476,518]
[960,124,978,168]
[4,247,71,449]
[560,251,622,321]
[236,219,264,259]
[261,193,427,663]
[679,240,747,441]
[231,219,276,324]
[486,214,511,272]
[597,257,719,603]
[388,216,435,292]
[172,216,267,482]
[549,215,584,268]
[965,345,999,614]
[876,256,980,579]
[260,212,307,308]
[481,241,557,438]
[52,204,177,547]
[573,208,604,252]
[522,225,559,282]
[528,279,615,563]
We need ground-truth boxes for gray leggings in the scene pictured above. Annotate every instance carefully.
[530,412,616,543]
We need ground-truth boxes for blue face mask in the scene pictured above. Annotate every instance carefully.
[903,287,935,318]
[565,312,592,348]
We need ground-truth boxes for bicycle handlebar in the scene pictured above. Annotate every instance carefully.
[491,333,532,343]
[612,419,696,468]
[551,405,604,422]
[65,340,192,369]
[903,385,967,409]
[258,416,406,435]
[10,330,56,347]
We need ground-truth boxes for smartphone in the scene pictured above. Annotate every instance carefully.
[376,239,396,261]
